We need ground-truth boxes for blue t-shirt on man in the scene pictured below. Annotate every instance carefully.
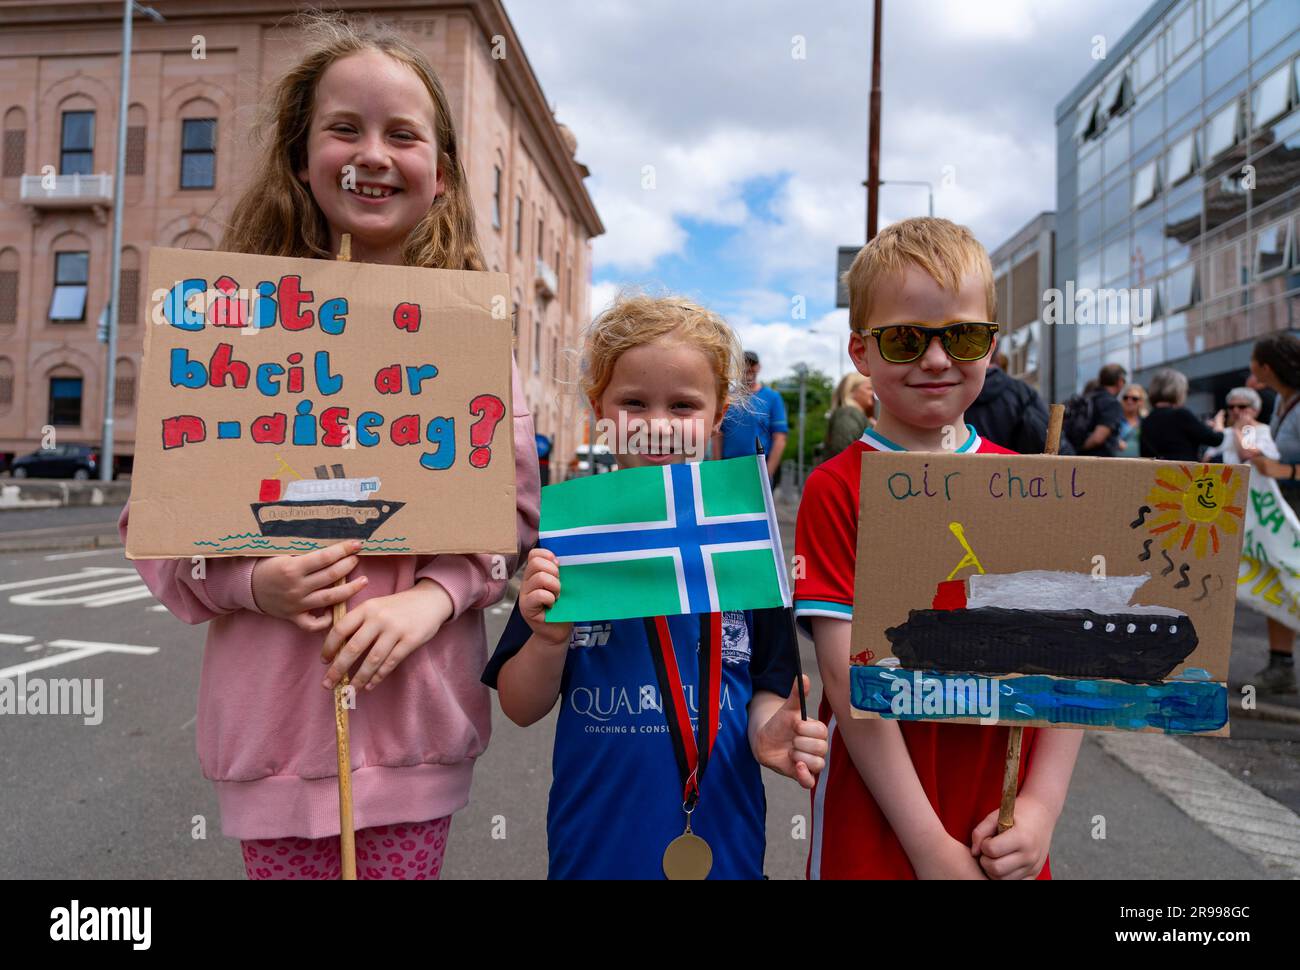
[483,605,797,879]
[721,386,789,458]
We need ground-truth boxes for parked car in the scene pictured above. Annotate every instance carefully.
[569,443,616,475]
[10,444,105,480]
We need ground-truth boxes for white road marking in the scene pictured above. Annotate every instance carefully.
[44,549,122,561]
[1096,731,1300,878]
[0,634,34,644]
[0,638,158,680]
[9,573,149,607]
[0,567,132,593]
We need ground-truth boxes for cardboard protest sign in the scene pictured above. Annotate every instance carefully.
[1238,471,1300,631]
[126,248,515,559]
[849,454,1247,735]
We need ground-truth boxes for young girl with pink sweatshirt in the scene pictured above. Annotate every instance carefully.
[122,16,538,880]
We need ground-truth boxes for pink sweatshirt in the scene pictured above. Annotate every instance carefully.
[122,362,539,840]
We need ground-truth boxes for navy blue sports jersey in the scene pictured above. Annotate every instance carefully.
[483,605,797,879]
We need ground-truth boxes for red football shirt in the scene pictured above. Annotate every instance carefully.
[794,424,1051,880]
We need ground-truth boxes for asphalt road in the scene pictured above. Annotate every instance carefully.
[0,502,1294,879]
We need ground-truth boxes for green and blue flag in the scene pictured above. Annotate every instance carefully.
[539,455,792,622]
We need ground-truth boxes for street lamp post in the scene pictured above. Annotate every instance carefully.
[101,0,164,482]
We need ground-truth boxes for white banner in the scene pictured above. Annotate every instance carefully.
[1238,472,1300,631]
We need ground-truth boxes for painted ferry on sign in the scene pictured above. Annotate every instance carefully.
[251,463,404,540]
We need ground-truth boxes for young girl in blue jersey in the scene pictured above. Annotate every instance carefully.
[482,294,827,879]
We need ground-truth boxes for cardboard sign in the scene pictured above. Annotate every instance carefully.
[126,248,516,559]
[849,454,1247,735]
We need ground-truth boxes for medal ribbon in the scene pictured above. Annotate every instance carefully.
[643,613,723,809]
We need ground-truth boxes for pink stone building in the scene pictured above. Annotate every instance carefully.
[0,0,602,478]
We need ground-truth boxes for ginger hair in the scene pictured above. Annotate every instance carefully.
[580,294,743,412]
[844,216,995,330]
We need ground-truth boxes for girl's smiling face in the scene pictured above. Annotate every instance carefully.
[592,335,723,469]
[299,50,444,263]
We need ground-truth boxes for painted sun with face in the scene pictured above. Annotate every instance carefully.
[1144,463,1244,557]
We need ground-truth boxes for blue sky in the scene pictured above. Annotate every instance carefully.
[508,0,1148,379]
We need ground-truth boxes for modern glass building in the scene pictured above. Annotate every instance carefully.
[1054,0,1300,413]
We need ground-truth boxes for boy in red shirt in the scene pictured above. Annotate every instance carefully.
[796,217,1082,879]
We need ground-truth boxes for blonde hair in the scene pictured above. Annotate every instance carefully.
[580,294,743,411]
[1125,382,1151,417]
[844,217,996,331]
[220,12,484,270]
[831,372,870,411]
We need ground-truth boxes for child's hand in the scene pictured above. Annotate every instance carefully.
[251,540,368,631]
[969,794,1055,880]
[752,676,828,789]
[912,835,989,880]
[520,548,573,647]
[320,579,454,691]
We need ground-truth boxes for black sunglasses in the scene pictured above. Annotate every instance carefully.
[861,322,998,364]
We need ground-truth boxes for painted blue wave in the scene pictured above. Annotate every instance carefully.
[850,666,1228,734]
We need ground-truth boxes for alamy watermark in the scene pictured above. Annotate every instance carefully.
[889,670,1000,725]
[1042,281,1154,336]
[593,413,709,462]
[0,673,103,726]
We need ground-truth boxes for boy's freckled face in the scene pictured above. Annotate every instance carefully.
[592,337,722,469]
[299,50,443,253]
[849,265,993,431]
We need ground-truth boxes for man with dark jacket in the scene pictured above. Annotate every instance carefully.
[967,356,1076,455]
[1080,363,1127,457]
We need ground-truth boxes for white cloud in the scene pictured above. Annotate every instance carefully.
[731,310,853,384]
[588,280,620,316]
[505,0,1144,370]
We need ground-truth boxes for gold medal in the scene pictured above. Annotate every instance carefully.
[663,832,712,880]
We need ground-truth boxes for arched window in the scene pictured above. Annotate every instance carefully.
[48,366,84,427]
[178,98,219,190]
[57,97,95,175]
[125,103,147,176]
[3,107,25,178]
[0,247,17,325]
[118,247,140,325]
[173,229,214,251]
[114,357,136,414]
[492,152,504,230]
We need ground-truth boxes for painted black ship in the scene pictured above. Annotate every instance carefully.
[251,465,403,540]
[885,571,1198,684]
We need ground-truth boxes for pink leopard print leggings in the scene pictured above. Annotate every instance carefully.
[241,817,451,880]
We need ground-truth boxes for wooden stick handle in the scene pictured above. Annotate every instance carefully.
[331,235,357,879]
[996,726,1024,834]
[996,403,1065,835]
[332,578,356,880]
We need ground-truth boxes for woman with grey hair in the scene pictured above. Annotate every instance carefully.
[1139,368,1225,460]
[1205,387,1277,464]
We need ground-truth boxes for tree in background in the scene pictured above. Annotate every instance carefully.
[774,365,834,480]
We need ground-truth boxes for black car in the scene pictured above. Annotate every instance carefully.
[10,444,105,480]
